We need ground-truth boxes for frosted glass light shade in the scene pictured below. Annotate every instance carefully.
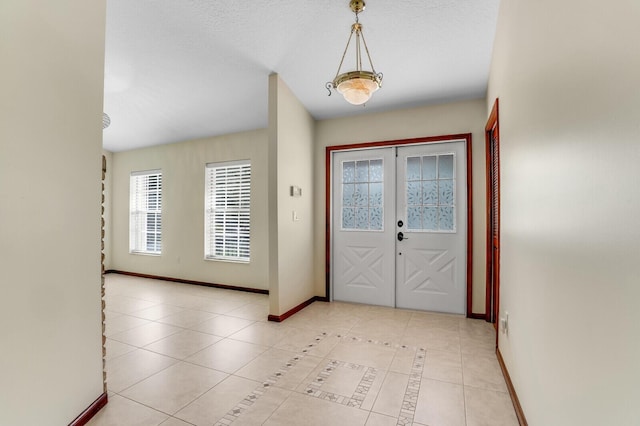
[335,71,380,105]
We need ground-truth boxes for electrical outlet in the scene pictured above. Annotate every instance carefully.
[500,311,509,334]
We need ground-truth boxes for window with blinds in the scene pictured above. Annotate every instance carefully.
[205,161,251,262]
[129,170,162,254]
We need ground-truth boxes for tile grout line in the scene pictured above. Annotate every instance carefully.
[459,321,469,426]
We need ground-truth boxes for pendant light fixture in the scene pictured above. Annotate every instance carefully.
[326,0,383,105]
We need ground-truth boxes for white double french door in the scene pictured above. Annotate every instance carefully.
[332,141,467,314]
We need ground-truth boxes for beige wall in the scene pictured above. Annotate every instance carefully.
[110,130,270,290]
[488,0,640,424]
[109,97,487,314]
[0,1,106,424]
[314,99,488,314]
[268,75,316,316]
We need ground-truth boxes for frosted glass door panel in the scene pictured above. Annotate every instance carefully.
[341,159,384,231]
[405,153,456,232]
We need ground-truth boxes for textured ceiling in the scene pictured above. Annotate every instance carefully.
[103,0,500,152]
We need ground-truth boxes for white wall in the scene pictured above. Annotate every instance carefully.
[268,74,316,316]
[314,99,488,314]
[488,0,640,424]
[0,1,106,424]
[110,130,270,290]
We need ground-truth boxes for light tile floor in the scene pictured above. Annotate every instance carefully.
[89,274,518,426]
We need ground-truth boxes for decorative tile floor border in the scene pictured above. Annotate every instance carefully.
[397,347,426,426]
[213,330,428,426]
[337,333,416,351]
[303,359,378,408]
[214,332,329,426]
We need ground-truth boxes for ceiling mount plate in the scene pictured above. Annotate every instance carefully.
[349,0,365,14]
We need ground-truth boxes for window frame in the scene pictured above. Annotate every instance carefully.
[204,160,251,263]
[129,169,162,255]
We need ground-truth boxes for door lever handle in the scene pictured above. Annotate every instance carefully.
[397,232,408,241]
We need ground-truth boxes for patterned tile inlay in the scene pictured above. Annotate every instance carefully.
[214,332,329,426]
[213,330,429,426]
[397,347,426,426]
[304,360,378,408]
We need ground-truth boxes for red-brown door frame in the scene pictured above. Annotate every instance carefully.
[325,134,480,318]
[485,99,501,328]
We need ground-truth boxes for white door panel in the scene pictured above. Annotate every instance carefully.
[332,141,466,314]
[332,148,395,306]
[396,142,466,314]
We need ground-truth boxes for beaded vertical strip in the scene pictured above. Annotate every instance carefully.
[101,155,107,392]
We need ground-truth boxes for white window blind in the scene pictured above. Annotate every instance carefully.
[205,161,251,262]
[129,170,162,254]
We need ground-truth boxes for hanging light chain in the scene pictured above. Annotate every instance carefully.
[355,25,362,71]
[359,29,380,83]
[332,24,357,82]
